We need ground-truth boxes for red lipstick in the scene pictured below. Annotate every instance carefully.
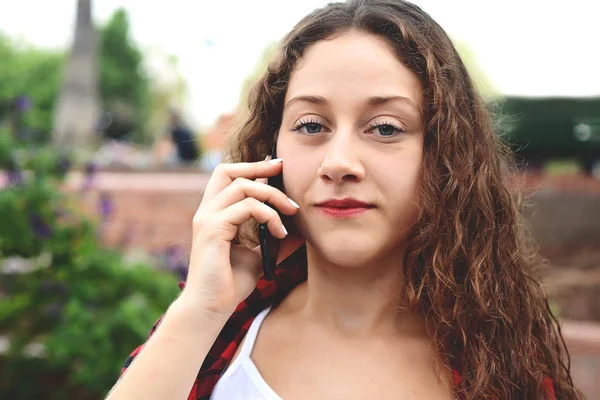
[315,198,375,218]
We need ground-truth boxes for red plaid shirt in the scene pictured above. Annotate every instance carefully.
[120,259,555,400]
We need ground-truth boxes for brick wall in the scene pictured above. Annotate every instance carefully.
[65,171,207,253]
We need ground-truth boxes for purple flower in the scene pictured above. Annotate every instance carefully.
[165,246,189,280]
[81,162,98,192]
[15,95,32,111]
[84,162,98,176]
[30,214,52,238]
[98,192,114,219]
[7,169,23,185]
[5,158,23,185]
[176,263,188,281]
[165,246,184,269]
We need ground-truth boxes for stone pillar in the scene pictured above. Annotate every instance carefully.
[52,0,100,153]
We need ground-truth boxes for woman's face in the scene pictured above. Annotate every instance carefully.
[278,31,425,268]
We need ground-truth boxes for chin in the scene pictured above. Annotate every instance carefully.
[312,234,387,268]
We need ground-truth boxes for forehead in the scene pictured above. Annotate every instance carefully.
[285,31,423,108]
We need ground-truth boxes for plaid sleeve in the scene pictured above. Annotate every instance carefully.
[542,376,556,399]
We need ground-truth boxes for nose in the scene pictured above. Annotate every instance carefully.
[318,126,366,184]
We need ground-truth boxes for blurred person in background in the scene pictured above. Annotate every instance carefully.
[167,109,199,166]
[107,1,582,399]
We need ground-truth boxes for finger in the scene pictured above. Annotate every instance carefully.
[255,155,270,185]
[209,177,299,215]
[251,232,305,266]
[203,158,283,202]
[218,197,287,241]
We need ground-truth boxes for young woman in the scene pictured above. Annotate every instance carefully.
[107,0,581,398]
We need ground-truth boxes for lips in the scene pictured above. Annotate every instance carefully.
[315,198,375,208]
[314,198,374,218]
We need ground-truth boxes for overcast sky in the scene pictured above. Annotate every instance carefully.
[0,0,598,127]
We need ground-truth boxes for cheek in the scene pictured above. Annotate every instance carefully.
[280,161,314,236]
[280,157,314,200]
[383,151,423,214]
[387,173,421,209]
[283,159,311,203]
[404,155,423,194]
[278,138,318,199]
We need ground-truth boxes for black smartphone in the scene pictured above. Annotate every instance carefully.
[259,138,284,281]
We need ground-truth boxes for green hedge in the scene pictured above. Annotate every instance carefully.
[0,132,181,399]
[501,97,600,158]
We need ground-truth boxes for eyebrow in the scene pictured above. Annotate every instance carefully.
[368,96,422,115]
[284,95,422,116]
[284,95,327,109]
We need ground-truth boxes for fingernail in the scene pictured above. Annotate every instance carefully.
[282,224,288,236]
[264,155,272,161]
[288,198,300,208]
[268,158,283,164]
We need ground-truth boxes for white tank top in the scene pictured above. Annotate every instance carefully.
[210,307,282,400]
[211,307,460,400]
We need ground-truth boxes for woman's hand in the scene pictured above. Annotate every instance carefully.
[180,157,304,318]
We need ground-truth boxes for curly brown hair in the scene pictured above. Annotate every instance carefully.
[223,0,582,398]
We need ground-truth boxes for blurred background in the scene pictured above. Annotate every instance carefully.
[0,0,598,398]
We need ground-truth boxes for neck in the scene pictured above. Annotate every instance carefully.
[285,242,422,336]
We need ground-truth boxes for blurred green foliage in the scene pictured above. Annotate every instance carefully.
[0,33,64,142]
[502,97,600,172]
[0,7,153,145]
[0,132,181,399]
[99,8,151,144]
[502,97,600,153]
